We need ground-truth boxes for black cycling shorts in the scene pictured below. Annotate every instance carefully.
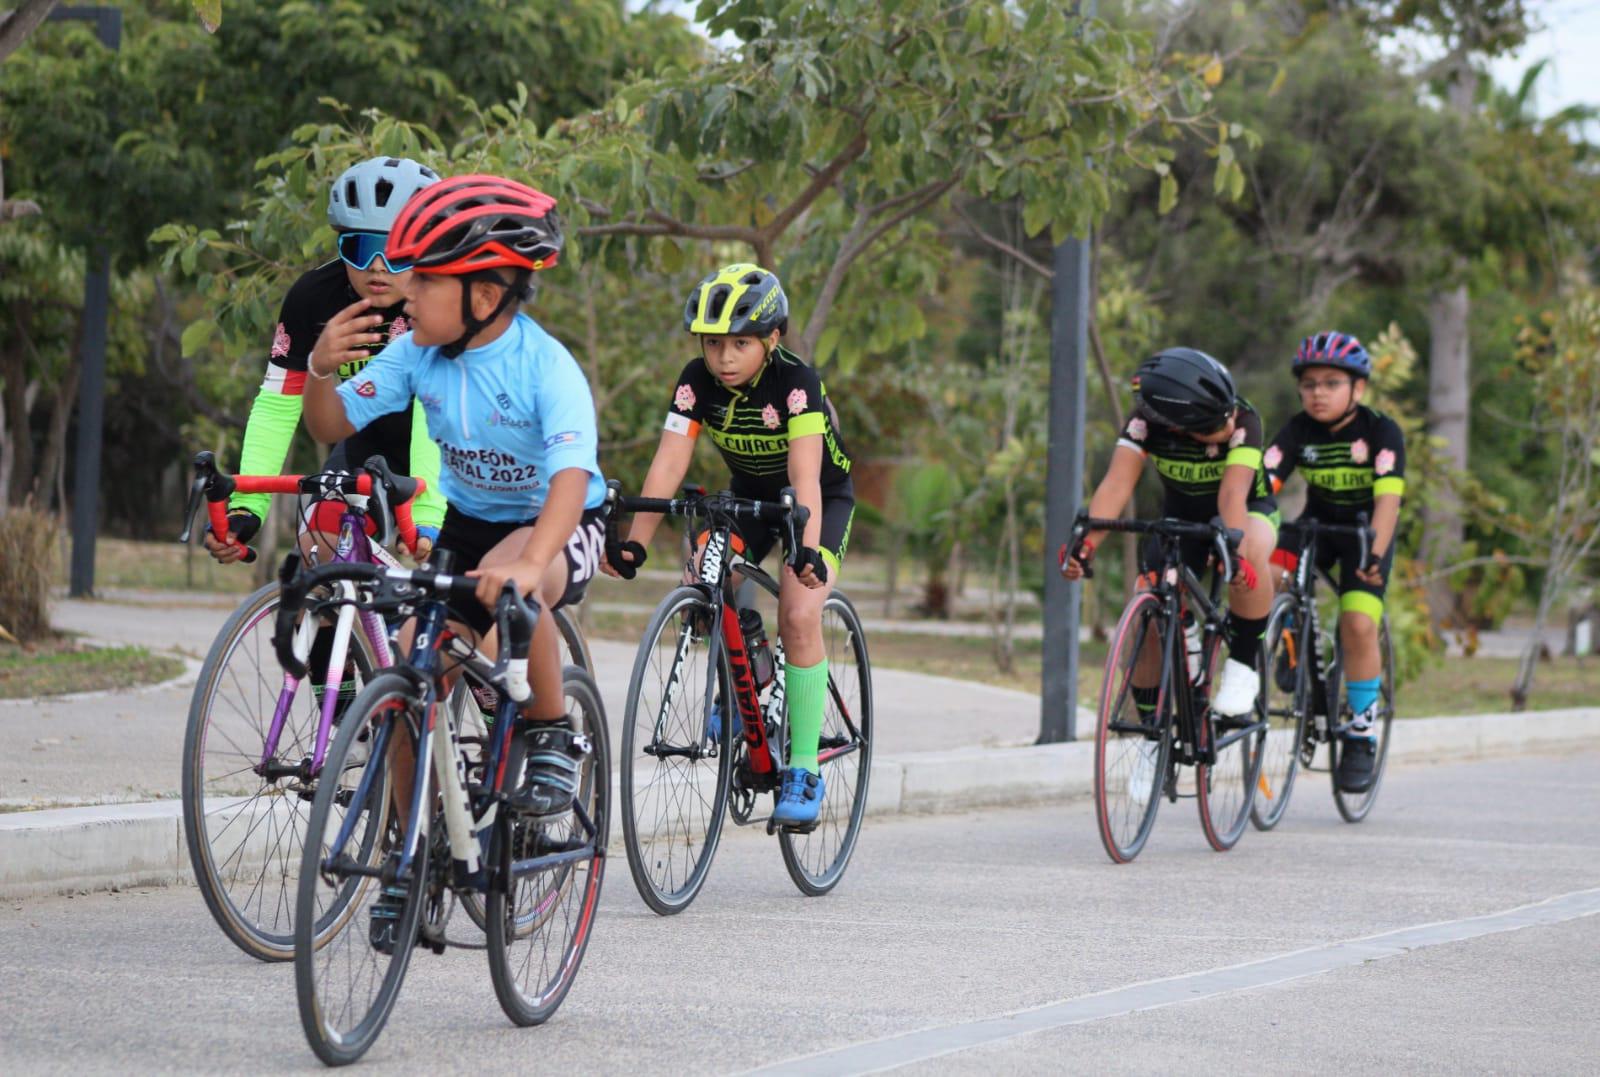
[428,505,605,635]
[1273,516,1395,619]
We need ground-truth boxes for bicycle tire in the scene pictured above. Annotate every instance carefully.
[552,605,594,674]
[182,580,379,962]
[620,586,734,915]
[1250,593,1307,831]
[1197,630,1266,852]
[780,591,873,896]
[1332,614,1396,823]
[294,671,427,1066]
[1094,591,1171,864]
[487,667,611,1026]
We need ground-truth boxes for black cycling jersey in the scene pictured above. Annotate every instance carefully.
[664,345,854,497]
[1116,398,1276,521]
[230,259,444,528]
[1265,405,1407,524]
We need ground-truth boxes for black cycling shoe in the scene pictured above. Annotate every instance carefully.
[368,884,408,954]
[1336,735,1378,794]
[506,722,590,819]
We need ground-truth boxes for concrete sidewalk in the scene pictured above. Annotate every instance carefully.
[5,590,1597,900]
[2,594,1077,808]
[4,705,1597,900]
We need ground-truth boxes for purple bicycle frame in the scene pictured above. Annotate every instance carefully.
[256,505,398,776]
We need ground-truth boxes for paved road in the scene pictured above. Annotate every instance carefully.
[3,751,1595,1073]
[2,594,1053,806]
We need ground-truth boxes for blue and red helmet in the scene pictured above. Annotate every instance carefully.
[1293,331,1371,379]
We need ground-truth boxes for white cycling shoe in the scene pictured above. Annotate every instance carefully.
[1211,658,1260,718]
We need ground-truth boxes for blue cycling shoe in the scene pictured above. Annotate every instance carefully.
[771,767,824,828]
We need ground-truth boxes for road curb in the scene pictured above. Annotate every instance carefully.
[3,707,1596,901]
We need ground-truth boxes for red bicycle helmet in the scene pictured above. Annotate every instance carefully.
[384,174,563,275]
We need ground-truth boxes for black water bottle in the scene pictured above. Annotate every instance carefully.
[740,608,775,689]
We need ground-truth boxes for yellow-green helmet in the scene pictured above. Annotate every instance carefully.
[683,263,788,337]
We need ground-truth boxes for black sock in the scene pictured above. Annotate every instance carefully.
[1132,685,1159,719]
[1227,613,1268,668]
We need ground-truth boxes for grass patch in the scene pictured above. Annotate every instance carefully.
[0,635,185,698]
[54,537,261,595]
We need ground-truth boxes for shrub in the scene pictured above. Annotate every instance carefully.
[0,506,58,643]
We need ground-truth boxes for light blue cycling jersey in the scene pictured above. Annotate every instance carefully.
[337,312,605,522]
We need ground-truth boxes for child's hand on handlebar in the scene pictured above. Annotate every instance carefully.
[792,547,829,589]
[202,510,260,565]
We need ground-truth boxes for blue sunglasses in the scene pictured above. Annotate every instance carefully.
[337,231,412,274]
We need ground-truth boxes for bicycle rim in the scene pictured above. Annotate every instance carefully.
[1251,595,1306,831]
[488,668,611,1025]
[780,592,873,896]
[1095,592,1170,863]
[182,581,377,961]
[620,587,733,914]
[294,673,425,1067]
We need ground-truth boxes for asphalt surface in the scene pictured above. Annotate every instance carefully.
[2,750,1595,1074]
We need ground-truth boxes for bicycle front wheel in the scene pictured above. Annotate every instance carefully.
[294,671,426,1067]
[488,667,611,1026]
[1251,594,1307,831]
[1197,631,1266,852]
[182,581,378,962]
[620,586,733,914]
[1331,614,1396,823]
[780,591,873,896]
[1094,591,1171,864]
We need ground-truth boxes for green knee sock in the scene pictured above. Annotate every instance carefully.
[784,658,828,776]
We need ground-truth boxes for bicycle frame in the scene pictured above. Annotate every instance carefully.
[1281,517,1373,743]
[1147,540,1234,768]
[262,506,396,778]
[321,595,599,896]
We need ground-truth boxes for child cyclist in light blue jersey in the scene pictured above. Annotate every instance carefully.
[302,175,607,819]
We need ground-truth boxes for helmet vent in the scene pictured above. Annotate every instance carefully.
[344,180,360,210]
[374,179,394,207]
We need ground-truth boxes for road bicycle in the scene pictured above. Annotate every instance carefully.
[1067,511,1268,863]
[605,481,872,913]
[177,451,589,961]
[276,560,609,1065]
[1254,515,1396,828]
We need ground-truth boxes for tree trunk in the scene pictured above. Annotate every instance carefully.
[34,359,80,512]
[0,0,60,67]
[1,308,36,509]
[1509,584,1557,713]
[1423,279,1471,619]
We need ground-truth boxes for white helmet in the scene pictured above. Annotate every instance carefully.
[327,156,440,233]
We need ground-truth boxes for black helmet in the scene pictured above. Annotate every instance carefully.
[1132,348,1237,432]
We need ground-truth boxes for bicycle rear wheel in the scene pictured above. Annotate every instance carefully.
[780,592,873,896]
[1251,594,1307,831]
[1094,591,1171,864]
[182,581,378,962]
[620,586,733,914]
[1331,614,1396,823]
[294,671,426,1067]
[488,667,611,1025]
[1197,629,1266,852]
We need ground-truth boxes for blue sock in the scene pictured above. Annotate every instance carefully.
[1347,677,1380,733]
